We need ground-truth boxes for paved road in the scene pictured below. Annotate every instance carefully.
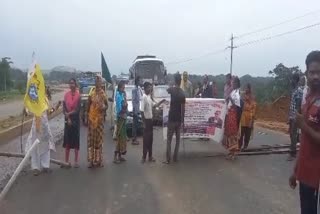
[0,91,65,120]
[1,124,299,214]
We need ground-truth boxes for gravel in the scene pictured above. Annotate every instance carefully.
[0,114,65,191]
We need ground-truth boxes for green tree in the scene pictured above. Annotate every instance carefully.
[0,57,13,91]
[268,63,302,98]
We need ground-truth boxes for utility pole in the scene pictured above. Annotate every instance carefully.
[229,34,235,75]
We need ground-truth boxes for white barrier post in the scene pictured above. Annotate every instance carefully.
[0,139,40,201]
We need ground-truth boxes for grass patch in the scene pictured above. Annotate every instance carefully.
[0,90,24,102]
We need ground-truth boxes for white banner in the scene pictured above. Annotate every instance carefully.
[163,98,227,143]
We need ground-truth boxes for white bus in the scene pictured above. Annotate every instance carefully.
[129,55,167,85]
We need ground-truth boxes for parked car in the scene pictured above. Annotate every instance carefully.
[152,85,170,125]
[110,85,143,138]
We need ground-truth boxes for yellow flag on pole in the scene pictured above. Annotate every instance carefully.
[24,63,48,117]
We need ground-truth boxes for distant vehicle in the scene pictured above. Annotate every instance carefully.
[115,73,130,84]
[152,85,170,125]
[110,85,143,138]
[129,55,167,85]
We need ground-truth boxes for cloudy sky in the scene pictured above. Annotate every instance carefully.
[1,0,320,76]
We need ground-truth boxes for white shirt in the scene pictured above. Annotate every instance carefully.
[228,89,241,109]
[142,94,155,119]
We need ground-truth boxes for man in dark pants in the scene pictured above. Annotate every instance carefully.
[288,73,303,161]
[164,73,186,164]
[132,76,142,145]
[141,82,165,163]
[289,51,320,214]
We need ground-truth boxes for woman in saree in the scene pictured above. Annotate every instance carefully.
[114,80,128,163]
[239,83,256,151]
[63,78,81,168]
[87,76,108,168]
[222,77,242,160]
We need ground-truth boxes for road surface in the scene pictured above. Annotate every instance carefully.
[0,121,300,214]
[0,91,65,121]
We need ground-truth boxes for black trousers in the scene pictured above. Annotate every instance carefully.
[289,119,298,156]
[299,182,319,214]
[239,126,252,149]
[143,119,153,159]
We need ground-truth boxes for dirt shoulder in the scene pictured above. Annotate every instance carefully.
[255,120,288,135]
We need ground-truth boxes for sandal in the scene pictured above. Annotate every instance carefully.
[113,156,120,164]
[162,160,170,164]
[33,169,40,176]
[119,157,126,162]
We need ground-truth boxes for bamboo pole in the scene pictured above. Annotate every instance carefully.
[0,152,69,167]
[0,139,40,201]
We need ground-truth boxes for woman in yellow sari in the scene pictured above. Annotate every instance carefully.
[239,83,256,150]
[87,76,108,168]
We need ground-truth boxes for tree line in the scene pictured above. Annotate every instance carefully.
[0,56,301,103]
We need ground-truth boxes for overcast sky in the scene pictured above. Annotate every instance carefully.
[1,0,320,76]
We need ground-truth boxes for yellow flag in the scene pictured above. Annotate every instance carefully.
[24,64,48,116]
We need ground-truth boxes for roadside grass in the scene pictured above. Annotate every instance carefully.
[0,90,24,103]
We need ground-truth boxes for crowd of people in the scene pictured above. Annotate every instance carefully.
[25,51,320,214]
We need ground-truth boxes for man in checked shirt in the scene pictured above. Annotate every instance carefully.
[287,72,303,161]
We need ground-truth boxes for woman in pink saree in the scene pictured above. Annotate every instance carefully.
[63,78,81,168]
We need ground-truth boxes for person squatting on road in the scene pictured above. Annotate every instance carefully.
[131,76,143,145]
[239,83,256,151]
[62,78,81,168]
[289,50,320,214]
[114,80,128,163]
[87,75,108,168]
[141,82,166,163]
[164,73,186,164]
[222,76,243,161]
[287,72,303,161]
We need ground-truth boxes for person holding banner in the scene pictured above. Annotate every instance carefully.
[141,82,166,163]
[164,73,186,164]
[224,74,233,99]
[180,71,193,98]
[222,77,242,160]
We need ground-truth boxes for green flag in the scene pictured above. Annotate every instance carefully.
[101,52,112,83]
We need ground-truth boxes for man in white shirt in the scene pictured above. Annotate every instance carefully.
[141,82,165,163]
